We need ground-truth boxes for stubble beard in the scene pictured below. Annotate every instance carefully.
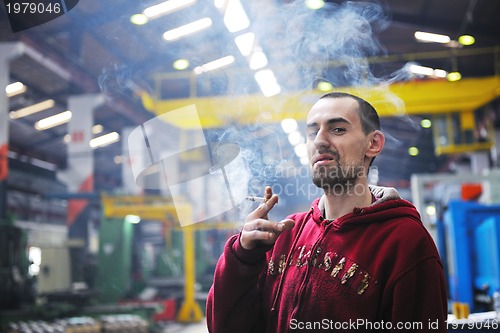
[311,154,364,195]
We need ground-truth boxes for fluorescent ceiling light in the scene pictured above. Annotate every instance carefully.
[408,64,447,78]
[144,0,196,19]
[193,55,235,74]
[90,132,120,149]
[433,69,447,78]
[6,82,26,97]
[224,0,250,33]
[294,143,307,158]
[305,0,325,10]
[214,0,226,8]
[249,49,268,70]
[34,110,72,130]
[125,214,141,224]
[234,32,255,56]
[281,118,298,134]
[288,131,303,146]
[254,69,281,97]
[163,17,212,41]
[414,31,450,44]
[9,99,55,119]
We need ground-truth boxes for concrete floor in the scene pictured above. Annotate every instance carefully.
[160,320,208,333]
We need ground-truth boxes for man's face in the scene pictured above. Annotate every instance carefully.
[306,97,371,192]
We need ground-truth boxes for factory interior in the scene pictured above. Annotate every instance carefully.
[1,0,500,331]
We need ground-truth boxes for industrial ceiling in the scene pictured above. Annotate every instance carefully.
[1,0,500,200]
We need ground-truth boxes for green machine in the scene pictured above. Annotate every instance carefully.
[96,217,133,303]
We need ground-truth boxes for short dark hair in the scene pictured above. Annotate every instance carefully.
[319,92,380,135]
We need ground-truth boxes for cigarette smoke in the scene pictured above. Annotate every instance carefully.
[103,0,425,223]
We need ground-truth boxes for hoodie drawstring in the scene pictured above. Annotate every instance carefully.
[270,207,313,312]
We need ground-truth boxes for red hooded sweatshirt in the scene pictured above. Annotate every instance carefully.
[207,188,447,332]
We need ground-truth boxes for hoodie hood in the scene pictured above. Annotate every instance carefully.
[313,185,421,230]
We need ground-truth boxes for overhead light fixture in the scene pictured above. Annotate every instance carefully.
[173,59,190,70]
[254,69,281,97]
[163,17,212,41]
[5,81,26,97]
[143,0,196,19]
[447,72,462,82]
[193,55,235,74]
[408,146,419,156]
[294,143,307,158]
[214,0,226,9]
[425,205,437,216]
[130,14,149,25]
[234,32,255,56]
[92,124,104,134]
[281,118,298,134]
[249,49,268,70]
[9,99,55,119]
[458,35,475,46]
[223,0,250,33]
[317,81,333,92]
[90,132,120,149]
[34,110,72,131]
[420,119,432,129]
[433,69,447,78]
[407,64,447,78]
[125,214,141,224]
[288,131,303,146]
[305,0,325,10]
[414,31,451,44]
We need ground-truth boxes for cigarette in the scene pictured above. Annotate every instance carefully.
[245,196,267,203]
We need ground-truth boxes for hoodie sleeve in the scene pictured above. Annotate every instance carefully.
[206,233,270,333]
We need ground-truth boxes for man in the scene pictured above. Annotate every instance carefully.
[207,92,447,332]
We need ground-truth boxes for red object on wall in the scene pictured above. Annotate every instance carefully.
[461,183,482,201]
[152,299,177,322]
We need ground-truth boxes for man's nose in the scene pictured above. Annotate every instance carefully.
[314,128,330,149]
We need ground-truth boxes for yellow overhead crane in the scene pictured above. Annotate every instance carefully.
[101,194,239,323]
[141,75,500,155]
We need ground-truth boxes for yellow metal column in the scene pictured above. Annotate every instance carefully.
[177,224,204,322]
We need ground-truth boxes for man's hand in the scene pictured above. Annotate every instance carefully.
[240,186,295,250]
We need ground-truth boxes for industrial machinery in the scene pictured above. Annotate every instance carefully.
[412,171,500,314]
[0,223,33,310]
[444,200,500,313]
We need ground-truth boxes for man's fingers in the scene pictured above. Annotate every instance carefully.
[246,194,278,221]
[240,219,296,250]
[276,219,295,232]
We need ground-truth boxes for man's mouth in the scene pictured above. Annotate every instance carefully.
[313,154,336,166]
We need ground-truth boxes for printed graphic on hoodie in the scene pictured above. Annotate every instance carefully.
[267,245,377,295]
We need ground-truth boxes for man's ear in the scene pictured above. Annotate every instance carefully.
[366,130,385,159]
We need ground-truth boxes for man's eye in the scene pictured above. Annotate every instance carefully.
[332,128,346,134]
[307,131,318,138]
